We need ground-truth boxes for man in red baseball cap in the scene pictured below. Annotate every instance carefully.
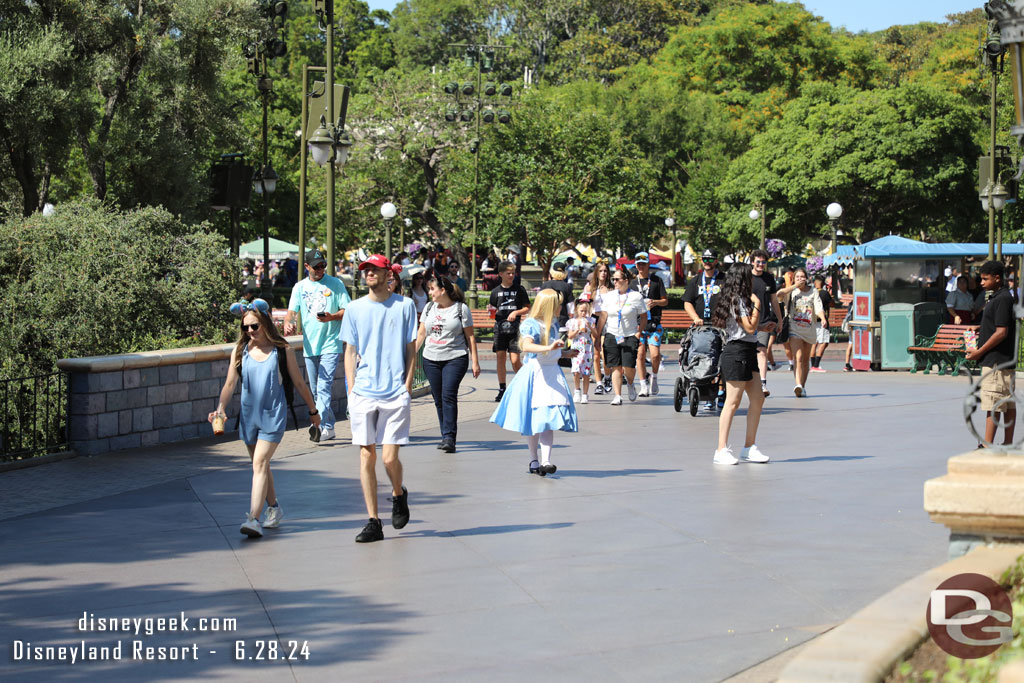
[341,254,419,543]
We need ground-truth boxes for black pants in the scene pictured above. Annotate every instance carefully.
[422,355,469,442]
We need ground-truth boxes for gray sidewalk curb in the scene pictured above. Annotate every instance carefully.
[776,544,1024,683]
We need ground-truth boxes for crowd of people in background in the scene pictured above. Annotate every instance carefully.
[226,239,1021,498]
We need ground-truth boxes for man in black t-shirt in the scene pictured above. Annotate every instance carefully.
[540,262,574,330]
[811,275,833,373]
[682,248,726,410]
[750,249,783,396]
[632,252,669,396]
[489,261,531,401]
[966,260,1017,446]
[682,249,724,325]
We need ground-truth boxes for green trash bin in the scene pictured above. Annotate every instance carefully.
[913,301,944,341]
[880,303,915,370]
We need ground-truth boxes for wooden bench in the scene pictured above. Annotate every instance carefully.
[827,306,848,342]
[659,310,694,330]
[907,324,979,375]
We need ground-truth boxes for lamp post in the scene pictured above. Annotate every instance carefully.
[381,202,397,259]
[827,202,843,297]
[244,2,288,302]
[665,217,676,286]
[749,203,766,249]
[442,42,514,307]
[307,0,353,277]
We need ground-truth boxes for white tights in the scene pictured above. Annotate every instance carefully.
[527,430,554,465]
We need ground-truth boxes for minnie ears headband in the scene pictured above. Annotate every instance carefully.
[391,264,403,275]
[229,299,270,318]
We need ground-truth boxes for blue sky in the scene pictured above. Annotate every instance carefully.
[365,1,981,34]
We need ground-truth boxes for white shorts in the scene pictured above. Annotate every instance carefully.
[815,326,830,344]
[348,390,411,446]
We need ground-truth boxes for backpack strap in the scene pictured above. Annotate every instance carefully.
[277,346,299,431]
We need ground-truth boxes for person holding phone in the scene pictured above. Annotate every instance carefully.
[284,249,351,441]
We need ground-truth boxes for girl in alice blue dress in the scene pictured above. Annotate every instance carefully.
[490,289,578,475]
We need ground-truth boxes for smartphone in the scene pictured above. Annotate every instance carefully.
[316,311,327,320]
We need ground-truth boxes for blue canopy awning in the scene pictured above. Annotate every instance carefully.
[823,235,1024,266]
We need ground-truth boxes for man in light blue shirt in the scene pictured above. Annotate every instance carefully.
[341,254,418,543]
[284,249,351,441]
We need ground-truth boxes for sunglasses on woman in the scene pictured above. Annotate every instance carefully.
[242,323,260,332]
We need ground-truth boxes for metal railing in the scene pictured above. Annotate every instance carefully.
[1,371,69,461]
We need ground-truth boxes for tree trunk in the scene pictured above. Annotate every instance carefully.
[7,143,40,217]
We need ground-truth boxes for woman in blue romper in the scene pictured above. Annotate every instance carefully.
[209,300,320,538]
[491,289,578,475]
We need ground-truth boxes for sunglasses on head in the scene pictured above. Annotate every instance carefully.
[242,323,260,332]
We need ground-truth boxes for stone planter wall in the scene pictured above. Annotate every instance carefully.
[57,338,344,455]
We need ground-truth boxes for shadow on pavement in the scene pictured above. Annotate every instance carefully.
[554,469,682,478]
[399,522,574,538]
[771,455,874,463]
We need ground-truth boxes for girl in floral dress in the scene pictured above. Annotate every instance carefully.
[566,298,596,404]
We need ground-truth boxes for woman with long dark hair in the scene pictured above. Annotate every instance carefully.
[709,263,770,466]
[209,300,320,537]
[416,274,480,452]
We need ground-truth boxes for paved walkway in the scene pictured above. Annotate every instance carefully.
[0,355,973,681]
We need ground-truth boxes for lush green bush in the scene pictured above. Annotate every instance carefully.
[0,199,238,379]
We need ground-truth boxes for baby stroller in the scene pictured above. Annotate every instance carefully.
[674,325,724,416]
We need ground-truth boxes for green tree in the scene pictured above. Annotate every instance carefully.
[0,199,237,378]
[719,82,979,248]
[440,93,660,270]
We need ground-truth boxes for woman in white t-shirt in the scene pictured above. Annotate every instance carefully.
[777,268,827,397]
[596,266,647,405]
[415,275,480,452]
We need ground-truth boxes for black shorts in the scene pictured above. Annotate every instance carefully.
[720,341,758,382]
[493,331,521,354]
[603,334,639,369]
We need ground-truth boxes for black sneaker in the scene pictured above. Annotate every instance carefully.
[440,439,456,453]
[391,487,410,529]
[355,518,383,543]
[494,388,506,402]
[844,363,853,372]
[541,463,557,475]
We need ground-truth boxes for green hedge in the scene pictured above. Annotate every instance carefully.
[0,199,238,378]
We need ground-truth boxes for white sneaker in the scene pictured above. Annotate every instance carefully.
[793,385,804,397]
[627,383,638,401]
[713,447,739,465]
[321,426,336,440]
[740,445,770,463]
[581,394,588,404]
[638,379,650,397]
[240,515,263,538]
[650,376,659,395]
[573,390,582,403]
[262,504,283,528]
[610,395,623,406]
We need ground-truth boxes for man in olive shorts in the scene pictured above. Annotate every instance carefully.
[965,260,1017,447]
